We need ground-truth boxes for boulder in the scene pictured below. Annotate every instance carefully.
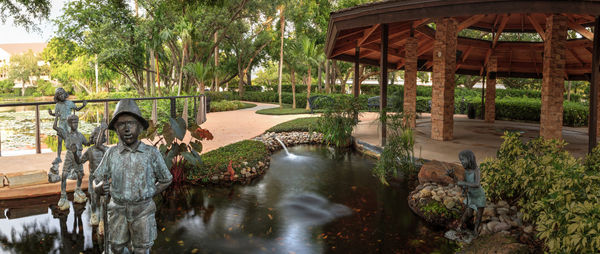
[493,222,511,233]
[418,160,465,185]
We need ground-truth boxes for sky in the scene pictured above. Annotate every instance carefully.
[0,0,67,44]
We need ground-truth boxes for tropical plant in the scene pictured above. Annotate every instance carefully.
[185,62,213,93]
[372,113,416,185]
[481,132,600,253]
[317,96,360,147]
[142,117,213,184]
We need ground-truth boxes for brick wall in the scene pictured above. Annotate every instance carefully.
[485,55,498,123]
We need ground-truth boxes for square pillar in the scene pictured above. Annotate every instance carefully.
[540,15,567,140]
[485,55,498,123]
[403,36,418,128]
[431,18,457,141]
[380,24,389,146]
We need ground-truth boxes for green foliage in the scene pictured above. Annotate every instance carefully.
[209,100,256,112]
[188,140,268,181]
[317,96,360,147]
[373,114,416,185]
[142,117,213,184]
[421,201,457,219]
[32,80,55,96]
[0,0,51,30]
[265,117,320,133]
[43,133,119,152]
[468,97,588,127]
[481,132,600,253]
[0,80,14,94]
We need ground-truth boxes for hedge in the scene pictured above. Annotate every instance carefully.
[468,97,588,127]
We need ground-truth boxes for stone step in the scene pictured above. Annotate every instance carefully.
[4,170,48,188]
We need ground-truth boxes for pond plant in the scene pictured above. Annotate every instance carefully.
[317,96,360,147]
[372,113,416,185]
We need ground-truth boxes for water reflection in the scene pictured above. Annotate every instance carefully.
[0,145,457,253]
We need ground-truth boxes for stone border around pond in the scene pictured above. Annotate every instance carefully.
[199,132,326,185]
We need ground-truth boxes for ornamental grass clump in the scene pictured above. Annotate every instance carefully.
[481,132,600,253]
[372,113,416,185]
[317,96,360,147]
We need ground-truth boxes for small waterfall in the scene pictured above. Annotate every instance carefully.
[274,137,290,155]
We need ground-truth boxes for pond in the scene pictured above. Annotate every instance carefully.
[0,145,456,253]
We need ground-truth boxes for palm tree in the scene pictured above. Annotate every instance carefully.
[300,37,320,110]
[185,62,213,94]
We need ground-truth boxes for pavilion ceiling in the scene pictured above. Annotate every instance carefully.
[326,0,600,80]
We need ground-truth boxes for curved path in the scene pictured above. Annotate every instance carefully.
[0,102,316,200]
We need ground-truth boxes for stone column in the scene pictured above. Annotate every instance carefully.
[485,55,498,123]
[431,18,457,141]
[404,36,418,128]
[540,15,567,140]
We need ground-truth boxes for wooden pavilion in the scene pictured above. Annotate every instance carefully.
[325,0,600,151]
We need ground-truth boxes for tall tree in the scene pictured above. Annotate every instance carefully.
[0,0,51,30]
[8,50,41,96]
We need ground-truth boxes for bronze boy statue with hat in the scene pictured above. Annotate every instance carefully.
[93,99,172,253]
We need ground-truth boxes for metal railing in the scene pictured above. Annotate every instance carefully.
[0,95,207,156]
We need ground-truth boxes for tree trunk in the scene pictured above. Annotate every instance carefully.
[291,68,296,109]
[214,32,219,92]
[247,69,252,87]
[317,62,322,92]
[332,60,339,93]
[177,42,187,95]
[278,8,285,108]
[567,80,572,101]
[306,67,312,110]
[325,60,330,93]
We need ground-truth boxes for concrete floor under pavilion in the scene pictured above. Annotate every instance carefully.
[353,112,590,164]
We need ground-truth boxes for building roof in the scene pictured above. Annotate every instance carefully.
[0,43,47,56]
[326,0,600,80]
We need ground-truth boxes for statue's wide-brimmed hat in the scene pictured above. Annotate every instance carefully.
[108,99,149,131]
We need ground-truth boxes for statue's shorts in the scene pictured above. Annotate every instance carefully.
[107,198,157,249]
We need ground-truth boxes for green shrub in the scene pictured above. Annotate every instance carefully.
[35,80,56,96]
[481,132,600,253]
[210,100,255,112]
[0,80,14,94]
[265,117,320,133]
[188,140,268,180]
[468,97,588,126]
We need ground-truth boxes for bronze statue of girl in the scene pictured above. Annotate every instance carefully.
[456,150,486,235]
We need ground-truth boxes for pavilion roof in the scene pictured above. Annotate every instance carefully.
[325,0,600,80]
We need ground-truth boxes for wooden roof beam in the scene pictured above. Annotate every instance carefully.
[492,14,509,48]
[413,18,431,28]
[457,14,486,32]
[527,14,546,41]
[417,40,435,56]
[566,16,594,40]
[357,24,380,46]
[568,48,585,67]
[332,41,358,57]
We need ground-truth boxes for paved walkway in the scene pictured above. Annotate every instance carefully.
[0,102,316,200]
[353,112,590,164]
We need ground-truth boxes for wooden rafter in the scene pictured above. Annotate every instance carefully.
[566,15,594,40]
[417,40,435,56]
[492,14,509,48]
[396,59,405,69]
[462,46,473,63]
[568,48,585,67]
[530,50,540,76]
[357,24,381,46]
[457,14,486,31]
[413,18,431,28]
[527,14,546,41]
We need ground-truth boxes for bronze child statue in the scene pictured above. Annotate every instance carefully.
[456,150,487,235]
[70,124,108,226]
[53,113,89,211]
[48,87,87,161]
[93,99,172,253]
